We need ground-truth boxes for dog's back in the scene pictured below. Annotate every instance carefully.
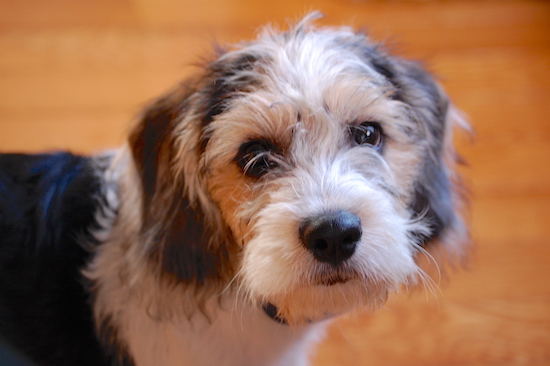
[0,152,108,366]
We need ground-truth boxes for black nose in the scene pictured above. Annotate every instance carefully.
[299,210,362,267]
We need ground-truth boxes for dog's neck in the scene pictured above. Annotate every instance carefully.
[122,288,326,366]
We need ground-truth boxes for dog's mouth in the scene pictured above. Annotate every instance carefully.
[312,265,361,286]
[262,273,357,325]
[315,274,351,286]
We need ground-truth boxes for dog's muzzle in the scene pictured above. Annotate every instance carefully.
[299,210,362,267]
[262,210,362,324]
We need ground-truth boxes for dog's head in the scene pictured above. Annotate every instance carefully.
[128,13,468,325]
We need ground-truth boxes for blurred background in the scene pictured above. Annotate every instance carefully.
[1,0,549,365]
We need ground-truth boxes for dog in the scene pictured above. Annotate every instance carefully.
[0,13,468,366]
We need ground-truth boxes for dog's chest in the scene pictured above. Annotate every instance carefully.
[123,299,326,366]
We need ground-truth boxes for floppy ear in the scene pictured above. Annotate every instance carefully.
[128,50,263,286]
[128,90,230,286]
[379,56,464,246]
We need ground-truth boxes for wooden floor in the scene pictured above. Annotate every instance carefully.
[1,0,549,364]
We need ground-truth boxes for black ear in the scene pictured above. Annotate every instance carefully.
[128,93,229,285]
[379,57,459,246]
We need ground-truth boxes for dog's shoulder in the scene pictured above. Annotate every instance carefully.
[0,152,113,366]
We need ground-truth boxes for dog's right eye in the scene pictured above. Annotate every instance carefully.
[236,139,279,178]
[350,122,383,149]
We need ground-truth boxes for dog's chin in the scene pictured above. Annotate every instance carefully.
[261,279,389,326]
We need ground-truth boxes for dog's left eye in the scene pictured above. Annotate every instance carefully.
[236,139,279,178]
[351,122,383,149]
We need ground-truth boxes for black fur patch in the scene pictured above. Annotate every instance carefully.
[409,165,454,245]
[198,52,262,152]
[348,38,403,101]
[160,199,229,285]
[0,153,115,365]
[130,96,184,206]
[369,54,403,101]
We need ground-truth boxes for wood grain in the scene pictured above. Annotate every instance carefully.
[1,0,549,364]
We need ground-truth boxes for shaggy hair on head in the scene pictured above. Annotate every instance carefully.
[0,13,468,366]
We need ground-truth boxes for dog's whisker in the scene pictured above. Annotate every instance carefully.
[219,267,243,297]
[412,243,443,297]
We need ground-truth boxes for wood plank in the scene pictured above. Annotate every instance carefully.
[0,0,549,364]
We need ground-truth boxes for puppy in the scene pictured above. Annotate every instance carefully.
[0,13,468,366]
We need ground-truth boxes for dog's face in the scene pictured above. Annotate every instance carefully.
[128,15,467,325]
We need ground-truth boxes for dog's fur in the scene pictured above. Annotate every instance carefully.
[0,14,468,366]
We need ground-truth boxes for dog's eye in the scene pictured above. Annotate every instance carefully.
[351,122,383,149]
[236,139,279,178]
